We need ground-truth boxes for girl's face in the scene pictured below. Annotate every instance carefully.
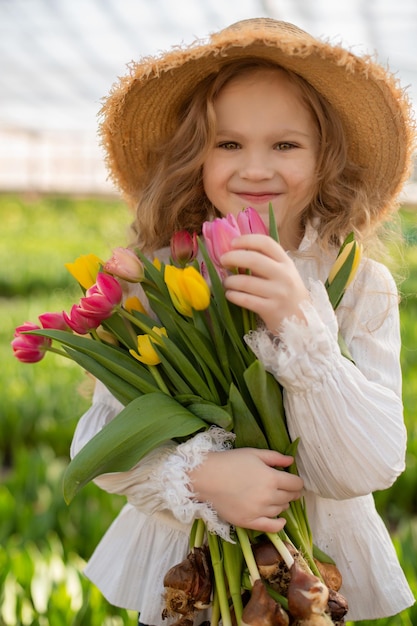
[202,69,319,250]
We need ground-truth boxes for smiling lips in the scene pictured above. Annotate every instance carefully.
[236,191,280,204]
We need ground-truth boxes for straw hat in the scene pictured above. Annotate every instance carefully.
[100,17,415,217]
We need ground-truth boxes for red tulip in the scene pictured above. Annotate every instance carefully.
[170,231,198,266]
[80,273,123,320]
[63,304,102,335]
[237,207,269,235]
[12,322,51,363]
[38,311,70,331]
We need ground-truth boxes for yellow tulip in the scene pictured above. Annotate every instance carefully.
[327,240,362,288]
[129,327,167,365]
[65,253,103,289]
[164,265,211,317]
[153,257,162,271]
[124,296,147,314]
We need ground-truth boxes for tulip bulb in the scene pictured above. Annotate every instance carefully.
[242,579,289,626]
[163,546,212,618]
[287,561,329,620]
[313,559,343,592]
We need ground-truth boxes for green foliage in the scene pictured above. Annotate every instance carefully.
[1,194,416,624]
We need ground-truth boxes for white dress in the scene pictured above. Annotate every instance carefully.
[70,225,415,623]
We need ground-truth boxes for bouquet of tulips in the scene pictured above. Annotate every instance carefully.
[12,207,361,626]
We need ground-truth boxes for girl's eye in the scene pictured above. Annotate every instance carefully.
[275,142,296,151]
[217,141,240,150]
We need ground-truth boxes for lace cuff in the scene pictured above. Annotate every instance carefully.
[154,427,236,541]
[245,280,341,392]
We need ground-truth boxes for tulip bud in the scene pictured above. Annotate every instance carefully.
[170,231,198,266]
[237,207,269,236]
[202,214,241,268]
[165,265,210,317]
[104,247,144,283]
[326,234,362,310]
[38,312,70,331]
[80,273,123,320]
[124,296,147,315]
[12,322,51,363]
[65,253,103,289]
[130,327,167,365]
[63,304,102,335]
[327,239,362,289]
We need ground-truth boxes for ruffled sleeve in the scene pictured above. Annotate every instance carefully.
[245,259,407,500]
[71,380,234,539]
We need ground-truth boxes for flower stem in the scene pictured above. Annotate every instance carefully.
[222,538,244,625]
[193,518,206,548]
[265,532,294,570]
[48,346,72,359]
[148,365,170,395]
[235,527,260,584]
[207,532,232,626]
[210,584,221,626]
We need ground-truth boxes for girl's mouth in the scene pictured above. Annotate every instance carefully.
[236,192,279,204]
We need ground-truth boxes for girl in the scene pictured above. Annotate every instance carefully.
[71,18,415,623]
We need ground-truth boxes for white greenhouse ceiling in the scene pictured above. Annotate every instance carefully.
[1,0,416,132]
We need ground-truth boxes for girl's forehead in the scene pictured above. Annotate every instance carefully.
[218,66,291,92]
[214,70,311,119]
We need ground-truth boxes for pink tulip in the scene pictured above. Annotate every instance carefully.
[202,214,241,268]
[39,311,70,331]
[103,247,144,283]
[63,304,102,335]
[12,322,51,363]
[237,207,268,235]
[80,273,123,320]
[170,231,198,266]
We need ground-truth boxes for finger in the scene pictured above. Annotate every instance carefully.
[254,448,295,468]
[221,249,280,276]
[231,234,284,257]
[250,516,287,534]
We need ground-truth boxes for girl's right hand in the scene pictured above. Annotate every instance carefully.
[188,447,303,533]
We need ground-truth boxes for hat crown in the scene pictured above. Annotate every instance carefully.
[212,17,315,44]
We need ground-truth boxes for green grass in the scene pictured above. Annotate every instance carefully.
[1,194,416,625]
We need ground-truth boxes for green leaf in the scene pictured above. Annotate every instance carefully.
[198,238,253,368]
[243,360,290,453]
[64,347,142,405]
[63,392,207,503]
[136,251,170,295]
[29,329,158,394]
[102,312,137,349]
[268,202,279,243]
[156,334,217,402]
[186,402,233,430]
[228,384,268,449]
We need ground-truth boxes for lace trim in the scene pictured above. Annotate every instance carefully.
[155,427,235,541]
[245,280,341,391]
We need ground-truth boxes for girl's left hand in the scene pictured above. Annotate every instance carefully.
[220,234,309,334]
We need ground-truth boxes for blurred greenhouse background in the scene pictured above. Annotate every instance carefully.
[1,1,416,624]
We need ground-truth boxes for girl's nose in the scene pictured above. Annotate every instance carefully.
[239,151,274,180]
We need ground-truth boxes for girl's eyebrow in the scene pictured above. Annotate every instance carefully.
[215,128,312,138]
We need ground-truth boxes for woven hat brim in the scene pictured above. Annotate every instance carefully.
[100,21,415,218]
